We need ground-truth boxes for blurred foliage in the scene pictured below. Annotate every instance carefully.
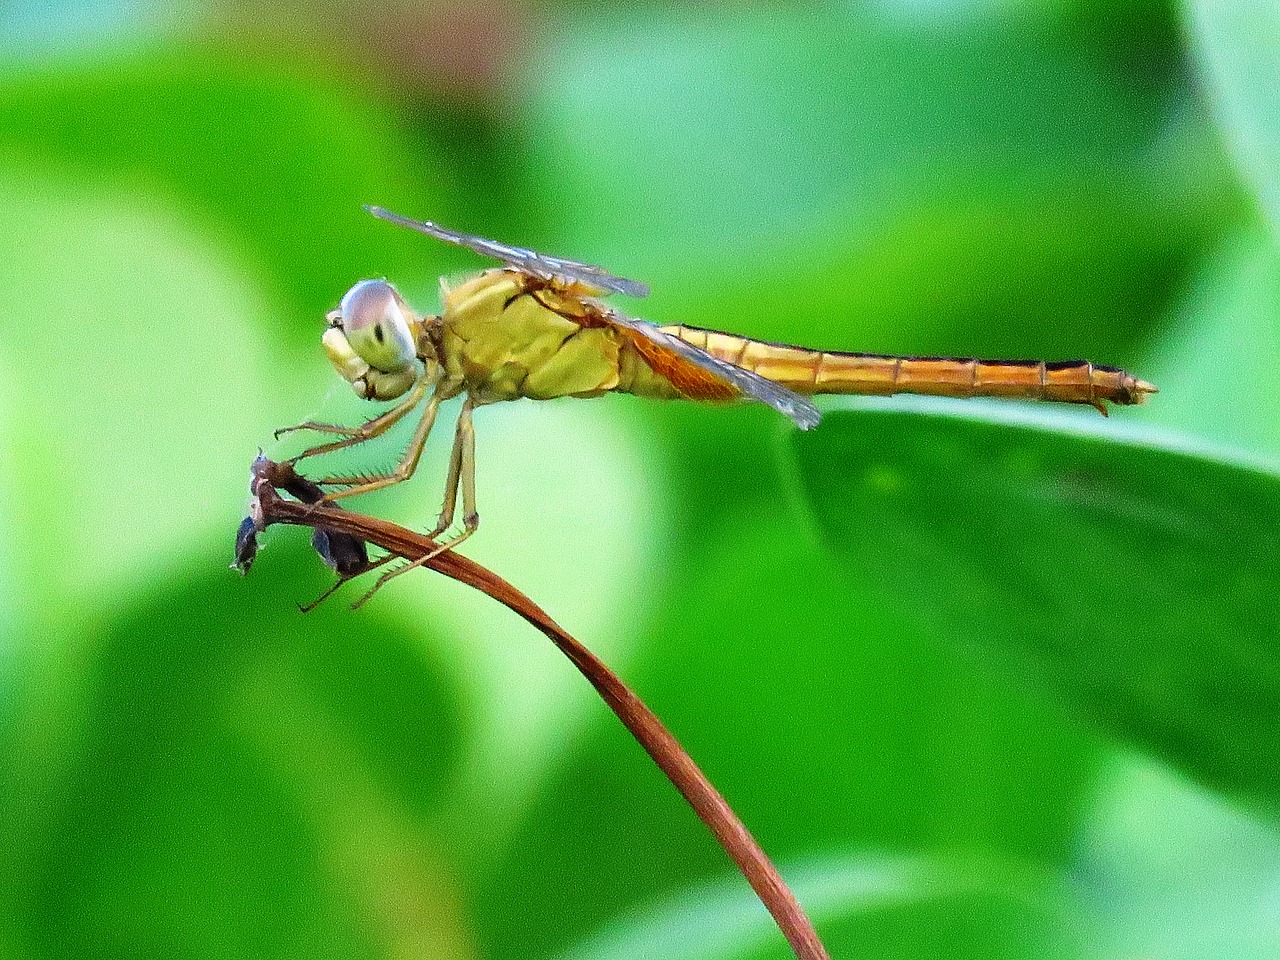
[0,1,1277,959]
[1185,0,1280,241]
[795,403,1280,811]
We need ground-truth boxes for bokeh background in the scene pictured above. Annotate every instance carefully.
[2,1,1279,958]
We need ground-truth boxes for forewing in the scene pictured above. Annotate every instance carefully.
[365,206,651,298]
[604,308,822,430]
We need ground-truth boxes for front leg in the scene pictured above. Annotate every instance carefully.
[317,378,461,502]
[276,372,433,464]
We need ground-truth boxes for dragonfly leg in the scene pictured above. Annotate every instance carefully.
[426,398,468,538]
[276,421,358,439]
[316,379,458,501]
[278,372,433,464]
[299,553,395,613]
[351,396,480,607]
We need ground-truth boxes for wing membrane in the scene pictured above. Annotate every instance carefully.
[365,205,817,428]
[365,206,650,299]
[604,308,822,430]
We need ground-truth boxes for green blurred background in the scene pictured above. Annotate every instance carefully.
[2,1,1279,958]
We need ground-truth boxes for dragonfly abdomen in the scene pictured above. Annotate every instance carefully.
[664,325,1156,412]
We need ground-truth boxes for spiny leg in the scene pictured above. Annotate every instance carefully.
[275,381,423,442]
[276,372,433,464]
[317,379,458,502]
[299,553,396,613]
[426,401,468,539]
[457,394,478,541]
[352,395,480,607]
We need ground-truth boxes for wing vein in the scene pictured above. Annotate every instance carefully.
[605,308,821,430]
[365,206,650,298]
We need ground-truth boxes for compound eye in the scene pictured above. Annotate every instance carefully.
[338,279,417,373]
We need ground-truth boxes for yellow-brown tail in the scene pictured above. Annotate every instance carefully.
[663,325,1157,413]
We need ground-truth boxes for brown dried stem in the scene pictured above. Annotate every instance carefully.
[240,457,830,960]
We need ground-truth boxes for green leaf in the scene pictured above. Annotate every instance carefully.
[1185,0,1280,240]
[793,401,1280,812]
[559,855,1089,960]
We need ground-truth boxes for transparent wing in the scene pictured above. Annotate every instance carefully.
[365,206,650,299]
[604,308,822,430]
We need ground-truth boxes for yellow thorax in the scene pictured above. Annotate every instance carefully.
[438,271,625,402]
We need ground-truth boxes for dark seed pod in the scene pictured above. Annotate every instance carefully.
[232,515,260,574]
[311,526,370,577]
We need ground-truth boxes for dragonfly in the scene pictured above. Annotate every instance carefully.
[279,205,1157,598]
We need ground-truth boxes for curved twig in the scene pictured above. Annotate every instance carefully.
[237,456,830,960]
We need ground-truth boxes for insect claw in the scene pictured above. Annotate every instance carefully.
[298,579,343,613]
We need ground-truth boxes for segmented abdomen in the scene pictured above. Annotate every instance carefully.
[661,325,1156,411]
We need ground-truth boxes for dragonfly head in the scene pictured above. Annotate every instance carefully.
[323,279,433,400]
